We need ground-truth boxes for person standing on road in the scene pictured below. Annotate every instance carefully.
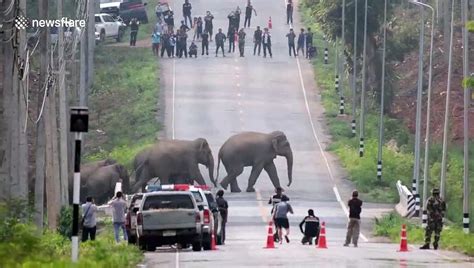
[286,28,296,57]
[169,30,177,57]
[204,11,215,41]
[297,28,305,56]
[228,27,236,53]
[215,28,226,57]
[201,30,210,55]
[286,0,294,25]
[305,27,314,59]
[269,187,289,242]
[227,11,236,34]
[165,10,175,32]
[262,27,272,58]
[216,190,229,245]
[81,197,97,242]
[238,28,246,57]
[235,6,242,30]
[299,209,320,245]
[180,20,190,33]
[160,31,170,57]
[253,26,262,56]
[108,191,128,243]
[151,30,161,56]
[273,195,293,244]
[182,0,192,27]
[244,0,257,28]
[420,188,446,250]
[195,17,203,41]
[129,18,139,46]
[177,29,188,58]
[344,190,363,247]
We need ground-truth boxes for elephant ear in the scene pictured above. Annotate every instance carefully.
[271,131,286,152]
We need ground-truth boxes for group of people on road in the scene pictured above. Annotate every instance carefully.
[286,27,316,58]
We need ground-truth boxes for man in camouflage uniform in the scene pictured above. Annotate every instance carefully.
[420,188,446,250]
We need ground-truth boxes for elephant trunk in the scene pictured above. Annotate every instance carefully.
[207,154,216,187]
[285,151,293,187]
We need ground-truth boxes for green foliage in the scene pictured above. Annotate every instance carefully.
[85,46,160,164]
[463,77,474,88]
[0,199,34,241]
[374,212,474,256]
[467,21,474,32]
[57,206,73,239]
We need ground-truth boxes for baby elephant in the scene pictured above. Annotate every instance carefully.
[217,131,293,192]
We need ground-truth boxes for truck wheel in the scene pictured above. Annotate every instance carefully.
[128,235,136,244]
[146,243,155,252]
[138,237,147,251]
[192,241,202,252]
[202,234,212,250]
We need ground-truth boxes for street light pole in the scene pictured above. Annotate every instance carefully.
[440,0,456,199]
[461,0,470,234]
[359,0,368,157]
[409,0,436,228]
[377,0,388,180]
[351,0,358,136]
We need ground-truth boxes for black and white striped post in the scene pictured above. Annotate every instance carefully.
[377,160,382,180]
[359,137,364,157]
[351,119,356,136]
[339,96,345,115]
[335,74,339,92]
[411,177,420,217]
[464,213,470,233]
[70,107,89,262]
[324,47,329,64]
[422,209,428,228]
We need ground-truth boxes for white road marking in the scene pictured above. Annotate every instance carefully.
[175,248,180,268]
[256,189,269,222]
[172,56,176,140]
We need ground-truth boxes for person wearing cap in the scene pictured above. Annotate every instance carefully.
[344,190,363,247]
[299,209,320,245]
[273,195,293,244]
[420,188,446,250]
[286,28,296,57]
[216,190,229,244]
[268,187,289,242]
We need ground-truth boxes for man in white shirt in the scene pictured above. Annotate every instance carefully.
[81,196,97,242]
[108,191,128,242]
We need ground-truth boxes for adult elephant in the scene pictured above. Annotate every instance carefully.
[78,163,130,204]
[217,131,293,193]
[131,138,216,192]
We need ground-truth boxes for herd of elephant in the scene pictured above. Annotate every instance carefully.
[75,131,293,204]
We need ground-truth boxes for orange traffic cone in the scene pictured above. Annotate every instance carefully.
[398,224,409,252]
[268,16,272,29]
[264,221,276,249]
[317,221,328,249]
[211,231,218,250]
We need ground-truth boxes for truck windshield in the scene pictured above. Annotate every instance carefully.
[143,195,194,210]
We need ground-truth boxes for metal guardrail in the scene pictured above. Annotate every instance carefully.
[395,180,416,218]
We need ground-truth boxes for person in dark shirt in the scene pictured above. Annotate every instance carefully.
[253,26,262,56]
[129,18,139,46]
[244,0,257,28]
[201,30,209,55]
[286,28,296,57]
[204,11,214,41]
[216,190,229,244]
[286,0,293,25]
[234,6,242,30]
[238,28,246,57]
[180,20,190,32]
[215,28,226,57]
[160,32,170,58]
[299,209,320,245]
[228,27,236,53]
[305,28,314,59]
[344,190,363,247]
[189,41,198,58]
[195,17,203,40]
[182,0,192,27]
[297,28,305,56]
[268,187,289,242]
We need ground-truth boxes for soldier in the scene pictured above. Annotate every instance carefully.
[253,26,263,56]
[234,6,242,30]
[286,28,296,57]
[238,28,246,57]
[201,30,210,55]
[286,0,293,25]
[297,28,305,56]
[420,188,446,250]
[215,28,227,57]
[204,11,215,41]
[228,27,236,53]
[182,0,192,27]
[305,28,314,59]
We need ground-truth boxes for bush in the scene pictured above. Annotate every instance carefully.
[58,206,73,238]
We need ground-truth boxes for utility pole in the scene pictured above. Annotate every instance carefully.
[339,0,346,116]
[57,0,69,206]
[351,0,358,137]
[87,0,95,88]
[359,0,368,158]
[79,8,88,106]
[413,3,425,217]
[377,0,388,181]
[440,0,455,199]
[34,0,49,231]
[462,0,470,234]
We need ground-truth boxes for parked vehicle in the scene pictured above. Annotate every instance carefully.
[119,0,148,24]
[125,193,143,244]
[95,13,126,43]
[201,188,224,245]
[136,190,203,251]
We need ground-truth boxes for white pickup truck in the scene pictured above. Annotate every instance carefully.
[95,13,126,43]
[136,191,203,251]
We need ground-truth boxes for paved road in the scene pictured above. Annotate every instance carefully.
[144,0,473,267]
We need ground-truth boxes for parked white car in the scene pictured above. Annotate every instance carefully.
[95,13,126,43]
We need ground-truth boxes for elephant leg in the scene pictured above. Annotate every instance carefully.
[190,167,206,185]
[220,165,244,192]
[246,164,264,192]
[229,179,242,193]
[264,162,281,189]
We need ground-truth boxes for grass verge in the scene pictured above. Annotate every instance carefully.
[299,0,474,223]
[84,46,160,167]
[374,212,474,256]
